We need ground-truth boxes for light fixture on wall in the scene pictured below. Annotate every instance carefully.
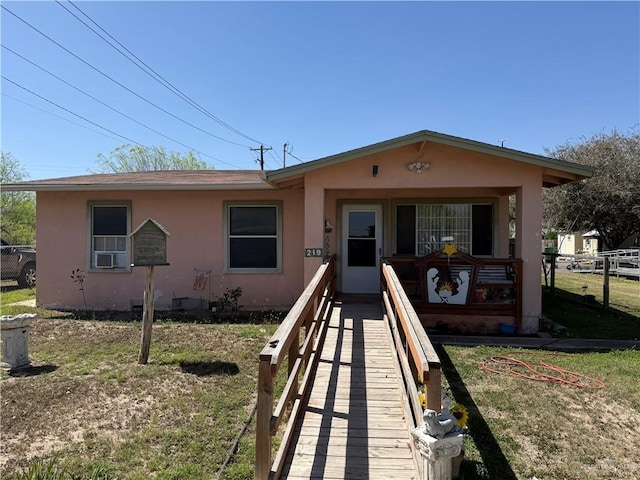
[407,161,430,173]
[324,219,335,233]
[372,165,379,177]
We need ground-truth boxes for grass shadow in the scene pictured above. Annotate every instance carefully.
[179,360,239,376]
[7,364,58,377]
[542,288,640,340]
[436,344,518,480]
[65,309,287,324]
[1,283,21,293]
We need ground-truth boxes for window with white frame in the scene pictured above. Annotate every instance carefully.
[226,203,281,272]
[396,203,493,256]
[91,204,130,269]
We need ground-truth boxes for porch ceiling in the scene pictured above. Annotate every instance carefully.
[542,168,585,187]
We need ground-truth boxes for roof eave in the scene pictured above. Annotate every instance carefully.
[267,129,595,182]
[1,182,275,192]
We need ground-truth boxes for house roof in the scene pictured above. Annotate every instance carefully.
[1,170,273,192]
[1,130,594,192]
[266,130,595,188]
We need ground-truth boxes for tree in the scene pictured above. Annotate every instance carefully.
[95,144,211,173]
[543,128,640,250]
[0,152,36,245]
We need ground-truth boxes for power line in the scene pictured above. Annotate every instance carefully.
[284,143,305,164]
[2,44,242,169]
[266,148,283,170]
[2,92,123,144]
[64,0,262,145]
[1,4,252,149]
[2,75,144,146]
[58,0,265,147]
[6,90,255,173]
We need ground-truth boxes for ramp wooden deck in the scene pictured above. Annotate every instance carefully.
[280,299,417,479]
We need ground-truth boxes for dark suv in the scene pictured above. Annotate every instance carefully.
[1,239,36,288]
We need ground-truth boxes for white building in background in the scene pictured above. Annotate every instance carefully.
[558,230,599,256]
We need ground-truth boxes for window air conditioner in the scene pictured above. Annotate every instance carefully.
[95,252,116,268]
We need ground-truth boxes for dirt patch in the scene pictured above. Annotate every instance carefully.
[1,369,159,469]
[0,317,275,476]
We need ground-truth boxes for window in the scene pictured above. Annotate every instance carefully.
[471,204,493,256]
[347,211,377,267]
[90,204,130,269]
[396,203,493,256]
[226,203,281,272]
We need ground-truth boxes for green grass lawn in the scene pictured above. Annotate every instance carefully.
[2,284,638,479]
[542,272,640,340]
[544,270,640,316]
[441,345,640,480]
[0,284,36,314]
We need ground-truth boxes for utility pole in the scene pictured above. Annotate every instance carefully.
[283,142,288,168]
[251,144,272,170]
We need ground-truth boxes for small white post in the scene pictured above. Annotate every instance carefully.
[412,407,465,480]
[1,314,36,371]
[412,428,464,480]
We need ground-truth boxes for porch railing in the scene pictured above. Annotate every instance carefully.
[381,260,442,430]
[255,256,336,480]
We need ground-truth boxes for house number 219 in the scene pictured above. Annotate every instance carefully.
[305,248,323,257]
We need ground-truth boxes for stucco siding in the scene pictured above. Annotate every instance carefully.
[36,189,305,311]
[303,142,544,332]
[305,142,539,190]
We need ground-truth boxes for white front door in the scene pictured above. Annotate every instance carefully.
[341,204,382,294]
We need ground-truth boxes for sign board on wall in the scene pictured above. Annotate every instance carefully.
[130,218,171,266]
[305,248,323,258]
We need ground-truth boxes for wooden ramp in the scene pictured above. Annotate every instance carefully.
[280,298,417,479]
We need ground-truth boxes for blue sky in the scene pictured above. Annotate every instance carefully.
[1,1,638,180]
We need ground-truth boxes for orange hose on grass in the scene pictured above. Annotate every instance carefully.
[481,355,606,389]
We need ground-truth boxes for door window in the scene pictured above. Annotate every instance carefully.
[347,211,377,267]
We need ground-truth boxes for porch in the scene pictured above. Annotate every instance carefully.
[384,254,523,335]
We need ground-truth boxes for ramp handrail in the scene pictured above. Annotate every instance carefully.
[255,256,336,480]
[381,260,441,430]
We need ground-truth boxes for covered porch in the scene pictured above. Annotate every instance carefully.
[267,130,592,334]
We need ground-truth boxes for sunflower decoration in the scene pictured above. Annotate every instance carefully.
[450,403,469,428]
[417,384,426,409]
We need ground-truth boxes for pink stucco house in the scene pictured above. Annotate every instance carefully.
[5,130,593,332]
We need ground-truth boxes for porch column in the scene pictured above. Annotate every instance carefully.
[304,184,325,285]
[515,184,542,333]
[497,195,510,258]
